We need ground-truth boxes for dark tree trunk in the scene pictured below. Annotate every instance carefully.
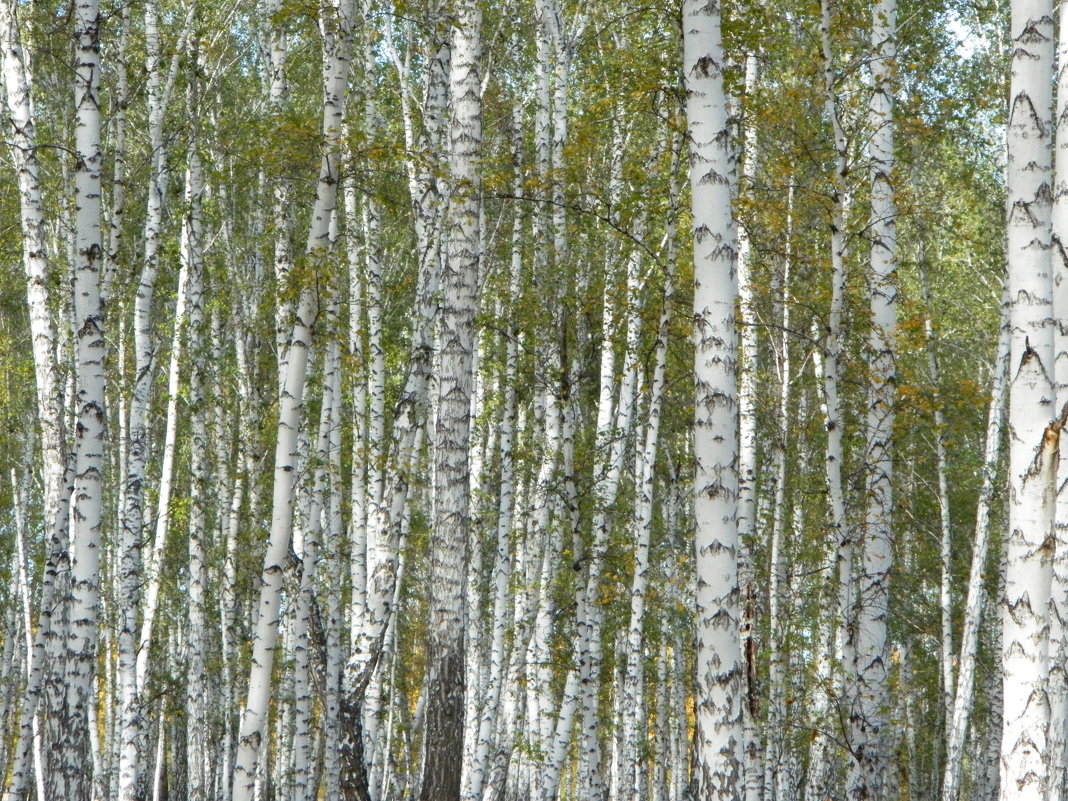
[418,647,465,801]
[338,695,372,801]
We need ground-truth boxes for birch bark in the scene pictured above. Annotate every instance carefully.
[979,612,1005,801]
[264,0,293,384]
[135,225,194,702]
[323,351,346,800]
[819,0,856,688]
[344,11,450,771]
[580,130,644,801]
[621,256,673,801]
[342,8,393,791]
[102,0,129,306]
[64,0,106,792]
[764,192,793,801]
[182,73,209,801]
[232,0,355,796]
[1000,1,1057,800]
[420,7,481,794]
[849,1,897,797]
[1047,0,1068,790]
[0,5,73,796]
[735,51,763,801]
[120,6,193,794]
[292,351,334,801]
[466,106,524,801]
[684,2,743,798]
[803,380,838,801]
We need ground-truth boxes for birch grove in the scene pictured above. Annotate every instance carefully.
[0,0,1040,800]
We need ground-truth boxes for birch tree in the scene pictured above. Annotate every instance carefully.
[1000,2,1057,800]
[621,224,674,801]
[684,1,743,798]
[849,0,897,797]
[1047,0,1068,792]
[818,0,855,694]
[231,0,355,796]
[120,5,193,793]
[0,3,72,796]
[182,55,209,801]
[735,51,764,801]
[63,0,106,793]
[420,2,481,797]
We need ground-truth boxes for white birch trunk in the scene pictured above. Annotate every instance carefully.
[582,191,645,801]
[182,90,210,801]
[0,6,73,796]
[1,610,21,797]
[684,2,743,798]
[101,0,129,306]
[1048,0,1068,791]
[803,569,836,801]
[544,670,581,801]
[848,2,897,797]
[260,0,294,386]
[764,201,793,801]
[232,235,314,801]
[574,100,634,801]
[344,157,376,787]
[292,353,334,801]
[418,4,481,798]
[11,459,45,801]
[120,5,192,793]
[669,638,685,801]
[1001,1,1057,800]
[65,0,106,792]
[819,0,856,687]
[735,53,763,801]
[232,1,355,796]
[978,601,1005,801]
[529,398,562,766]
[323,347,345,800]
[622,221,674,801]
[653,645,669,801]
[216,309,243,801]
[343,15,391,792]
[101,8,130,790]
[135,237,193,698]
[345,16,449,782]
[466,112,524,801]
[940,295,1008,801]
